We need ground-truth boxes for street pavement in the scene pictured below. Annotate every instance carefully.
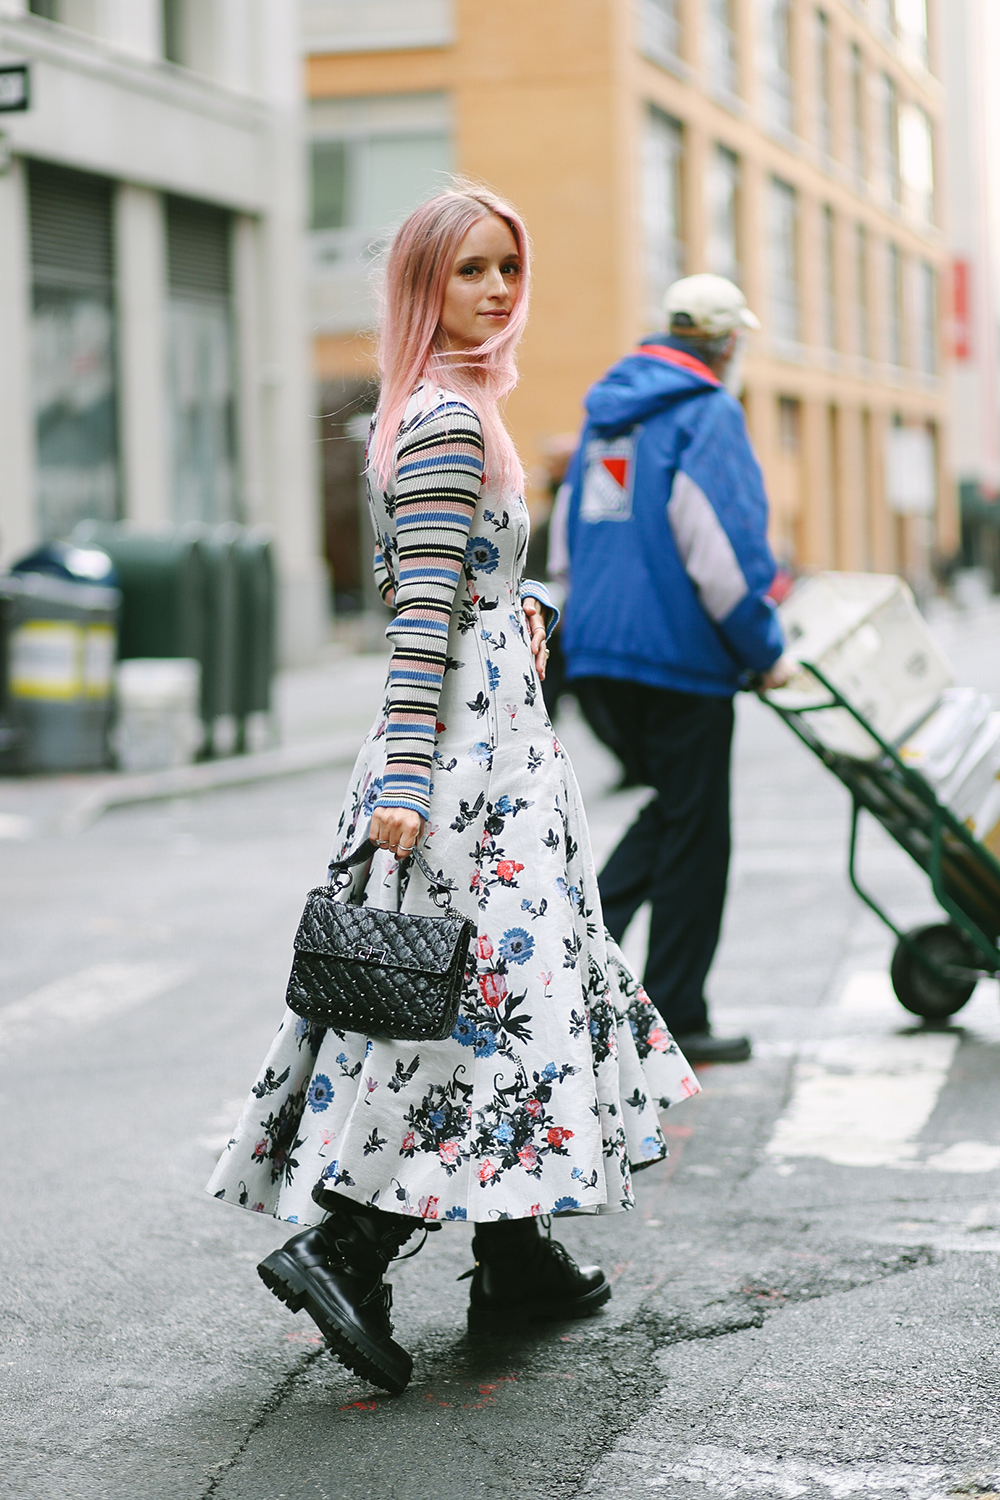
[2,601,1000,1500]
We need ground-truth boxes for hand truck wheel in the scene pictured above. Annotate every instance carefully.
[889,923,979,1021]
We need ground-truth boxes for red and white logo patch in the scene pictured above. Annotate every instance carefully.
[581,433,636,522]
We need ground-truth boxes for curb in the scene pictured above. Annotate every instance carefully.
[59,733,363,834]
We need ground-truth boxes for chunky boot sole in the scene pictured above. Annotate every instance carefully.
[257,1250,413,1396]
[467,1275,612,1335]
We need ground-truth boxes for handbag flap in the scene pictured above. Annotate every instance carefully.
[293,888,472,976]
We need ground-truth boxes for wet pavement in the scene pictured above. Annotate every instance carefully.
[2,600,1000,1500]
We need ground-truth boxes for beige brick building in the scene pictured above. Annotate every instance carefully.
[303,0,950,603]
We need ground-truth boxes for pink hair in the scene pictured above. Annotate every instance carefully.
[369,183,531,491]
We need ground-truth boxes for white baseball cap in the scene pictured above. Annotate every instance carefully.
[664,273,760,337]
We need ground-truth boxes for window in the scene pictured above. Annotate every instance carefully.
[643,107,685,320]
[779,397,801,453]
[849,45,866,180]
[706,146,740,284]
[896,0,928,68]
[638,0,681,68]
[876,72,900,203]
[870,0,894,32]
[309,94,454,332]
[914,261,937,374]
[162,0,185,64]
[856,224,870,358]
[29,0,59,17]
[816,12,832,158]
[886,244,903,365]
[761,0,794,134]
[165,197,237,526]
[768,177,799,343]
[706,0,738,98]
[821,205,837,350]
[899,103,933,223]
[27,162,118,540]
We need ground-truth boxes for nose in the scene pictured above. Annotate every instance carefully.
[484,264,509,301]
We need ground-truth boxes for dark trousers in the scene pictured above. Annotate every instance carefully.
[573,678,735,1037]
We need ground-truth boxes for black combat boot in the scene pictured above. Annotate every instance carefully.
[465,1215,611,1334]
[257,1190,418,1394]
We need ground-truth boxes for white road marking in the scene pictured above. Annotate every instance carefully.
[0,814,33,840]
[0,962,191,1055]
[646,1447,966,1499]
[766,1031,959,1168]
[924,1141,1000,1173]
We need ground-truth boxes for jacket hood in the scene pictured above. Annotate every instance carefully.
[585,340,720,432]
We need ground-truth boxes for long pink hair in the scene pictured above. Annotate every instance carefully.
[369,183,531,491]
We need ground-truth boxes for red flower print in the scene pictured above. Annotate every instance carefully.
[436,721,447,734]
[525,1099,543,1118]
[478,971,507,1008]
[546,1126,574,1148]
[476,934,494,962]
[517,1144,539,1170]
[646,1026,669,1052]
[401,1131,416,1152]
[438,1140,460,1165]
[470,870,480,889]
[530,1204,542,1216]
[496,860,524,884]
[419,1195,440,1219]
[478,1159,496,1183]
[252,1202,265,1213]
[252,1139,267,1161]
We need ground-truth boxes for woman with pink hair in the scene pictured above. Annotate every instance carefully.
[208,185,697,1394]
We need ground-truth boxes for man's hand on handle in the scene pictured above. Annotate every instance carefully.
[758,654,798,691]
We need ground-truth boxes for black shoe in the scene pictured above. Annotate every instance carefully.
[675,1029,752,1064]
[258,1198,416,1394]
[466,1217,611,1334]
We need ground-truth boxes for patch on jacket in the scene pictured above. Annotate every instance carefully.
[580,433,636,523]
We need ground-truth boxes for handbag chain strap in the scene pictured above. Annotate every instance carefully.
[326,838,457,911]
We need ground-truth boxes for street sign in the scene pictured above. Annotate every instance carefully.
[0,63,30,113]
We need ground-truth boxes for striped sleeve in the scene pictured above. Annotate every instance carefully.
[377,402,485,817]
[372,544,395,607]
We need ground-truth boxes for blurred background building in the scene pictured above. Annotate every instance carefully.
[946,0,1000,591]
[0,0,326,663]
[304,0,957,607]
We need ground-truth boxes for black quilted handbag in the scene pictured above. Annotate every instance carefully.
[285,840,475,1041]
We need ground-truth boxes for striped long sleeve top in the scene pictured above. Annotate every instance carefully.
[372,393,485,818]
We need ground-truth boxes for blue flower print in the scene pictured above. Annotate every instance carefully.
[493,1120,514,1145]
[465,536,500,573]
[307,1074,333,1112]
[361,777,384,815]
[429,1108,446,1129]
[641,1135,662,1159]
[452,1016,478,1047]
[336,1053,348,1066]
[541,1062,558,1082]
[294,1016,310,1042]
[469,741,493,766]
[498,927,534,965]
[552,1197,580,1214]
[494,795,512,815]
[474,1030,497,1058]
[445,1206,468,1220]
[486,660,501,691]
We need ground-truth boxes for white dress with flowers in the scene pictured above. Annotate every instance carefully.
[208,383,699,1227]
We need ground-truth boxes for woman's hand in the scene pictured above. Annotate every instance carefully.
[522,596,548,683]
[369,806,425,860]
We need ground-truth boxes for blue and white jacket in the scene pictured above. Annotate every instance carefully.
[559,339,784,697]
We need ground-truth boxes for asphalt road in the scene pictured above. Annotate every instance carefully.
[3,601,1000,1500]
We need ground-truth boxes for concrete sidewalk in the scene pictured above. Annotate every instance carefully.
[0,640,390,839]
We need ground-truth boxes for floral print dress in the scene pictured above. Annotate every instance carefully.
[208,382,699,1227]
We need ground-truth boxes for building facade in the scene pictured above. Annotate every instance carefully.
[304,0,952,597]
[0,0,327,663]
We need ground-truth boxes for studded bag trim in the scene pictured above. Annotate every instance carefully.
[285,840,474,1042]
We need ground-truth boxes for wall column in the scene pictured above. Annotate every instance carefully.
[799,396,835,567]
[834,402,867,568]
[115,184,170,530]
[0,157,35,566]
[232,213,265,526]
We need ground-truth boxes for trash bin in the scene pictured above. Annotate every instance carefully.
[1,567,120,772]
[113,658,202,773]
[233,526,276,749]
[0,578,21,769]
[198,523,240,750]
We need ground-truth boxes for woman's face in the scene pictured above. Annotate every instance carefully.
[438,214,521,350]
